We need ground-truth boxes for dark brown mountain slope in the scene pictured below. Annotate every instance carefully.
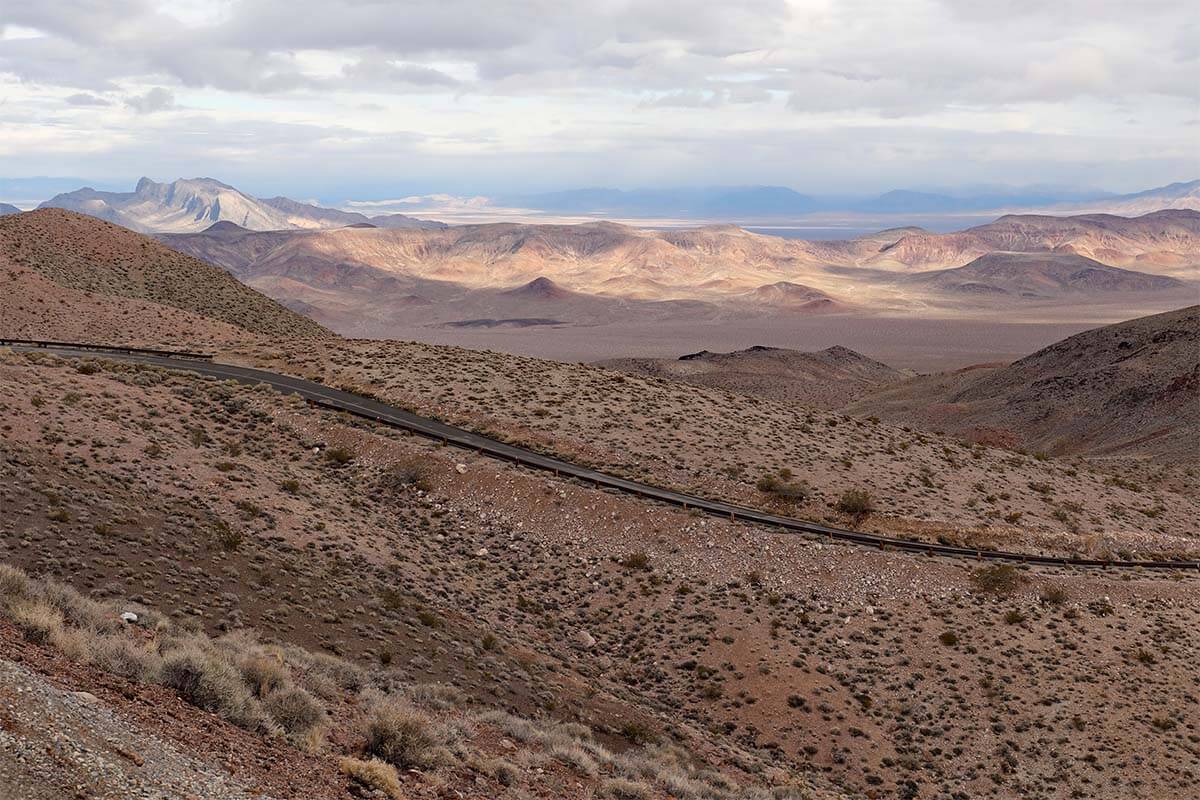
[0,209,331,344]
[846,306,1200,461]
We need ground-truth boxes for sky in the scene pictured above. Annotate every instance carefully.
[0,0,1197,201]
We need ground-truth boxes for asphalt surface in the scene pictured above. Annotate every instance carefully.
[6,339,1197,571]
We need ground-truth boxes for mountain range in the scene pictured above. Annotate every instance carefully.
[8,176,1198,228]
[155,208,1198,336]
[499,180,1199,219]
[37,177,445,233]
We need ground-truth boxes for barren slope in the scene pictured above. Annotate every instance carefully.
[0,209,331,343]
[846,306,1200,462]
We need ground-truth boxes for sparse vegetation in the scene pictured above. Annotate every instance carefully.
[836,488,874,517]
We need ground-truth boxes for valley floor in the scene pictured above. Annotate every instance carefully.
[367,311,1183,372]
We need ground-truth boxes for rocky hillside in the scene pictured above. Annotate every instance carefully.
[3,344,1197,800]
[846,306,1200,461]
[599,344,905,409]
[0,209,331,343]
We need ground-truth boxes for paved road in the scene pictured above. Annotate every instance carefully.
[7,340,1197,571]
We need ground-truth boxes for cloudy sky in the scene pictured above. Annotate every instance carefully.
[1,0,1196,200]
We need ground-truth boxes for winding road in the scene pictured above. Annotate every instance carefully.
[5,338,1196,571]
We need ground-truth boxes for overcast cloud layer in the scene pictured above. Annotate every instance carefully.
[1,0,1196,199]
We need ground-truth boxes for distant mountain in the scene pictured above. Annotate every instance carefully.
[864,209,1200,276]
[903,252,1185,298]
[497,181,1194,219]
[38,177,444,233]
[0,203,20,216]
[598,344,905,409]
[502,186,821,217]
[846,306,1200,461]
[157,209,1196,336]
[1055,180,1200,216]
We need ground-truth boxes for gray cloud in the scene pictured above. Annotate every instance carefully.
[0,0,1194,194]
[65,92,111,106]
[125,87,176,113]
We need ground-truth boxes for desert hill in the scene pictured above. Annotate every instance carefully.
[846,306,1200,461]
[903,251,1186,298]
[599,344,904,409]
[866,209,1200,275]
[1055,179,1200,216]
[40,177,444,234]
[0,203,20,217]
[0,209,330,344]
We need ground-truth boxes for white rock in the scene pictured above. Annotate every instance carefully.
[455,463,467,474]
[573,629,596,649]
[475,548,489,557]
[120,611,138,624]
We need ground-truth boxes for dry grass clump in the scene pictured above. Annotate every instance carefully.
[159,644,273,731]
[263,685,325,735]
[0,565,324,739]
[339,757,406,800]
[366,699,444,769]
[9,600,63,645]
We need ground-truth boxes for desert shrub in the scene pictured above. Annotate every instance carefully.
[1040,585,1069,605]
[0,564,30,603]
[970,564,1026,596]
[286,647,367,697]
[602,778,653,799]
[339,757,405,800]
[488,758,519,786]
[240,654,289,698]
[939,631,959,646]
[1004,609,1027,625]
[264,685,324,735]
[324,446,354,465]
[405,682,464,711]
[836,488,874,517]
[756,474,810,504]
[212,521,243,552]
[620,721,658,745]
[550,742,600,776]
[365,700,442,769]
[93,635,156,683]
[381,456,433,492]
[158,644,269,731]
[39,580,116,633]
[10,600,63,645]
[621,551,651,570]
